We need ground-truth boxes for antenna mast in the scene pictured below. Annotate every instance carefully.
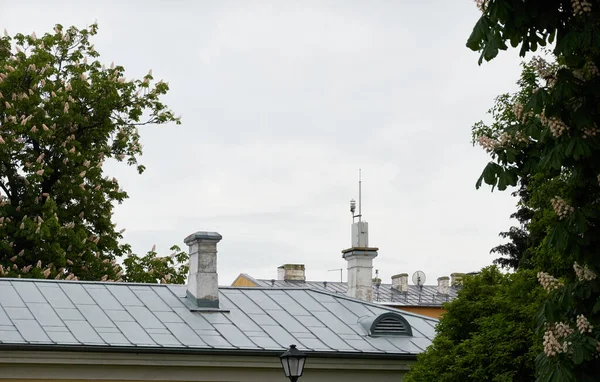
[358,169,362,223]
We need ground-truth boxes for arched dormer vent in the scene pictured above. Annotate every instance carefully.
[358,312,413,337]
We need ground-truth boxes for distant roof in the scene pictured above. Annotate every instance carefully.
[250,278,459,307]
[0,278,437,358]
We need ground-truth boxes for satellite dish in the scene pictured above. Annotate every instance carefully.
[412,271,426,286]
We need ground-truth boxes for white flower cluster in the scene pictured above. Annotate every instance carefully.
[551,196,574,219]
[548,118,569,137]
[582,125,599,138]
[531,56,554,79]
[574,262,597,281]
[477,131,529,153]
[543,322,573,357]
[576,314,594,333]
[513,103,523,120]
[478,136,498,152]
[572,0,592,16]
[474,0,487,12]
[537,271,563,292]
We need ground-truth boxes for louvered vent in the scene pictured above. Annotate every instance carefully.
[359,312,412,337]
[372,315,407,335]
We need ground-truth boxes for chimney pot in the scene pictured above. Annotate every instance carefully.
[184,231,222,308]
[391,273,409,292]
[437,276,450,295]
[277,264,305,281]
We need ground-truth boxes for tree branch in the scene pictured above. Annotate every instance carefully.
[0,180,11,199]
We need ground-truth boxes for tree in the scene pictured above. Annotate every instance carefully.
[468,1,600,380]
[405,267,544,382]
[489,182,535,269]
[0,24,187,283]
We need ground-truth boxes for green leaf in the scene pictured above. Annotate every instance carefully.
[482,162,500,187]
[572,345,585,365]
[592,297,600,313]
[466,17,490,52]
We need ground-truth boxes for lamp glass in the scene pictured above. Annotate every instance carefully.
[280,345,307,379]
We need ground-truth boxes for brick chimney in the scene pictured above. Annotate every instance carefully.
[277,264,306,281]
[184,231,222,308]
[437,276,450,295]
[391,273,409,292]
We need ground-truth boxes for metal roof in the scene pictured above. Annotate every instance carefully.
[0,278,437,357]
[250,277,459,307]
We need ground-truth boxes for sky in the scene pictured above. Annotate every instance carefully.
[1,1,527,287]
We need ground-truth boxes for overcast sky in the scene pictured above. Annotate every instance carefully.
[1,1,526,286]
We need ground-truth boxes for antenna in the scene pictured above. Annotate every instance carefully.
[358,169,362,223]
[350,170,362,222]
[328,268,343,282]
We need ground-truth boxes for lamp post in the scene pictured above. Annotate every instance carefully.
[279,344,307,382]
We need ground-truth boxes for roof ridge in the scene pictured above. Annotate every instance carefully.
[303,287,440,322]
[0,277,171,287]
[255,278,455,288]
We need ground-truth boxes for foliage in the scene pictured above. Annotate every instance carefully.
[123,245,189,284]
[468,1,600,380]
[405,267,544,382]
[489,182,538,270]
[0,24,187,283]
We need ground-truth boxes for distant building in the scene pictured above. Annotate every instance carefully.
[232,177,463,319]
[232,269,462,319]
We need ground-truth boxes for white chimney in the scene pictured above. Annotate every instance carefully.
[344,171,378,302]
[391,273,409,292]
[343,248,378,301]
[277,264,306,281]
[437,276,450,295]
[184,231,222,308]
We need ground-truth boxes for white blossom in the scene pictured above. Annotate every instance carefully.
[576,314,593,333]
[572,0,592,16]
[537,271,563,292]
[551,197,574,220]
[574,262,596,281]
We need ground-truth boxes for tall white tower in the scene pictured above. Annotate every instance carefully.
[343,170,378,302]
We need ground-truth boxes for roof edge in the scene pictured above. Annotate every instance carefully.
[0,343,418,361]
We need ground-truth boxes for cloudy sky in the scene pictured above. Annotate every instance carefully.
[1,1,527,286]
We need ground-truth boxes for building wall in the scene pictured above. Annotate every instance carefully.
[231,275,258,287]
[0,350,414,382]
[394,306,445,319]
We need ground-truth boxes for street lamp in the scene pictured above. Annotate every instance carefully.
[279,344,307,382]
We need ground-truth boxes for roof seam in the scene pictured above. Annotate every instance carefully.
[12,282,53,344]
[287,289,357,352]
[146,285,195,349]
[254,289,318,351]
[216,292,260,350]
[106,286,163,347]
[59,283,108,346]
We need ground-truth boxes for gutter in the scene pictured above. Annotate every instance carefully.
[0,343,418,361]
